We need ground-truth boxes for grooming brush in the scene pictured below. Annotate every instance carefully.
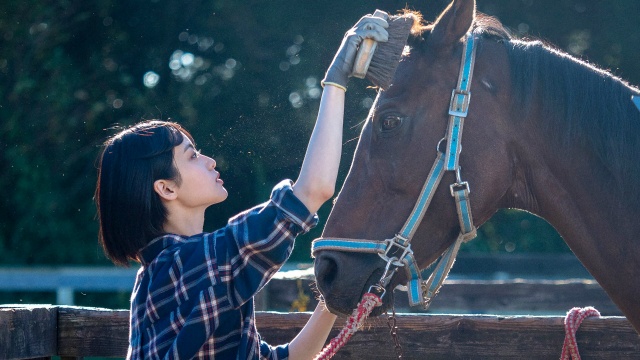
[352,9,414,90]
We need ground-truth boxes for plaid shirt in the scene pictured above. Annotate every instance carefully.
[127,180,318,360]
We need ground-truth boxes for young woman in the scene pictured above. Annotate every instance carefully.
[95,15,388,360]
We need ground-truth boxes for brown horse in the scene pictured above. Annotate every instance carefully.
[313,0,640,334]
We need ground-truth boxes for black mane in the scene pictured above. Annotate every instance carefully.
[473,14,640,198]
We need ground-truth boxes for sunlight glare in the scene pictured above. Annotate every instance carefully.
[143,71,160,88]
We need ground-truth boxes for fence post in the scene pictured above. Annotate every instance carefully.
[57,287,75,305]
[0,305,57,359]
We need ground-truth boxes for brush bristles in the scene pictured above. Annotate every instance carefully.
[365,15,414,90]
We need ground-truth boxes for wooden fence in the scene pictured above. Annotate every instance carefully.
[2,305,639,359]
[2,255,637,358]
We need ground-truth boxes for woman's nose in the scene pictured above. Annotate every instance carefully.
[206,156,216,170]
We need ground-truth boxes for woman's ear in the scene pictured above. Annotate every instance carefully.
[154,179,178,201]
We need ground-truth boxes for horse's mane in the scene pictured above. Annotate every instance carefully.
[467,14,640,198]
[473,14,640,198]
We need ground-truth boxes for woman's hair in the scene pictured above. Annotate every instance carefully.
[95,120,195,266]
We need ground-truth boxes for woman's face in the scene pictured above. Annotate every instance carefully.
[171,133,228,208]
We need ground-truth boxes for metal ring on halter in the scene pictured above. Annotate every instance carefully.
[378,237,413,267]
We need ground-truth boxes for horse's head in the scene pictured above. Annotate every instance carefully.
[314,0,518,315]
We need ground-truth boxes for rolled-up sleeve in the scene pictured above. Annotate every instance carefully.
[260,339,289,360]
[215,179,319,308]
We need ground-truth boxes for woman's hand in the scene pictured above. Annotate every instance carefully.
[288,302,337,360]
[322,15,389,91]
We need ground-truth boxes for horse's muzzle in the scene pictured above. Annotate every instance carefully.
[314,251,393,315]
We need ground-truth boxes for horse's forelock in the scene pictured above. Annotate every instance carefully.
[395,9,429,37]
[403,12,511,52]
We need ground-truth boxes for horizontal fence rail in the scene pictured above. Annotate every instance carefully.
[0,266,139,305]
[1,305,638,359]
[0,268,617,315]
[0,253,595,307]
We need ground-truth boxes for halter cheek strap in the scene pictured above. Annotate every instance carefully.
[312,33,478,309]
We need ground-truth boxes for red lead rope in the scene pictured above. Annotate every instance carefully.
[314,293,383,360]
[560,306,601,360]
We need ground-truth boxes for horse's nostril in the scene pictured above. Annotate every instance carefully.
[315,254,338,291]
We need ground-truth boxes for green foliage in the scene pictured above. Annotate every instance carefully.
[0,0,638,267]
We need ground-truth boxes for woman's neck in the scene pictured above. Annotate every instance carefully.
[162,206,206,237]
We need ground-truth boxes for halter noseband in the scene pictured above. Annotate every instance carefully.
[312,33,478,308]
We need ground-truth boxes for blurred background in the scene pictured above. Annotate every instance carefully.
[1,0,639,310]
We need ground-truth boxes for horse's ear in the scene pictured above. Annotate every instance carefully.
[430,0,476,46]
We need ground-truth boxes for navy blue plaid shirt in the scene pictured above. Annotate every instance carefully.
[127,180,318,359]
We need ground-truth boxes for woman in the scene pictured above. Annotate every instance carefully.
[95,15,388,360]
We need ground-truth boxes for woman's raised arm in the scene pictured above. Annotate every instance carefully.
[292,15,388,213]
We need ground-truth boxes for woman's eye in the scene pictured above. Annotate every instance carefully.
[191,150,200,159]
[381,116,402,131]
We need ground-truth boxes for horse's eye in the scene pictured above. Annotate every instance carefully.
[381,116,402,131]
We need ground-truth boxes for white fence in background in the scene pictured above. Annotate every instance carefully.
[0,254,594,306]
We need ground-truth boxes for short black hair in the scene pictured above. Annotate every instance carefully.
[95,120,195,266]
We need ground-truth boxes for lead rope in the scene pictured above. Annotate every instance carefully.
[314,293,383,360]
[560,307,601,360]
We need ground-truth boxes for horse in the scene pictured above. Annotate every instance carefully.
[312,0,640,335]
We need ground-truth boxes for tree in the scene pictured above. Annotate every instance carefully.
[0,0,638,266]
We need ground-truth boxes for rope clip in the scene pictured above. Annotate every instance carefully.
[367,283,386,299]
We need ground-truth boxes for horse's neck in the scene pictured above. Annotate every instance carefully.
[513,127,639,250]
[509,122,640,331]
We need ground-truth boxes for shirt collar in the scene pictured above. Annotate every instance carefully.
[139,234,187,266]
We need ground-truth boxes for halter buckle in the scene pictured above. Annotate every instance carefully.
[450,181,470,196]
[379,235,412,267]
[449,89,471,118]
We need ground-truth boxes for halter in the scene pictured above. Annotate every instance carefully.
[312,33,478,308]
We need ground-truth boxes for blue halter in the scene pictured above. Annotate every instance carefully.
[312,33,478,308]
